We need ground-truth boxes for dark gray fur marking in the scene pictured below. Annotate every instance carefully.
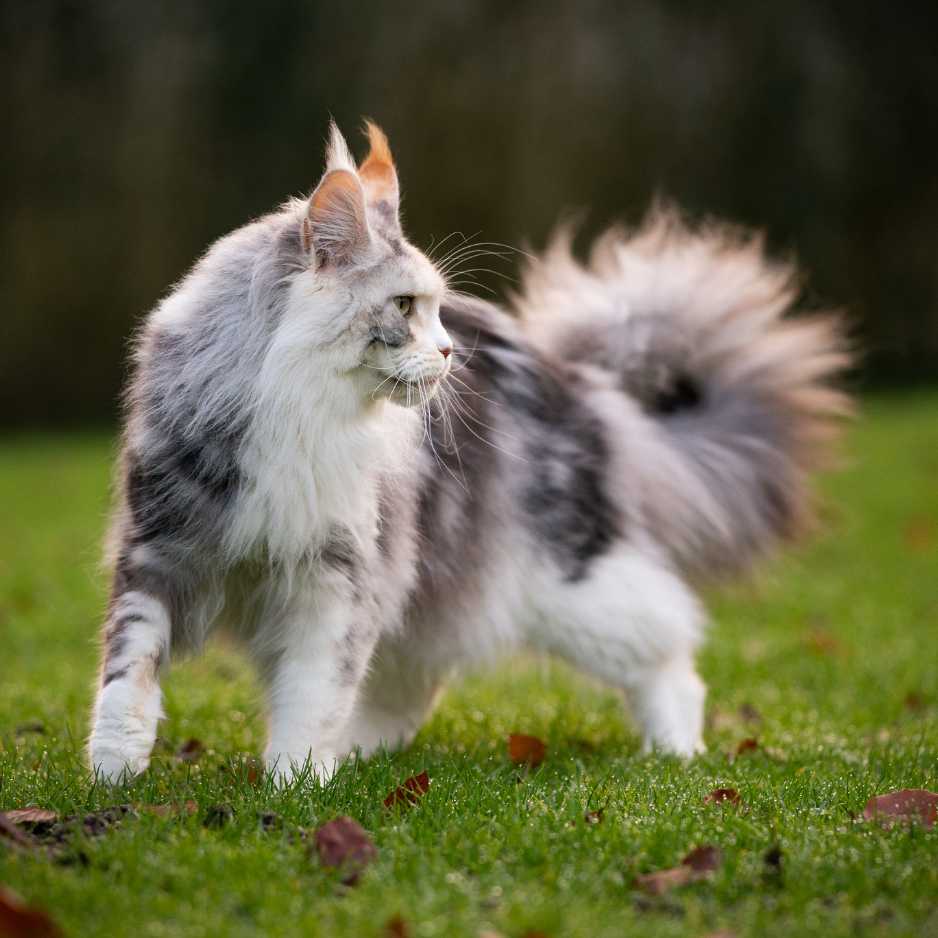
[321,526,363,590]
[417,298,621,584]
[369,306,411,348]
[102,666,130,687]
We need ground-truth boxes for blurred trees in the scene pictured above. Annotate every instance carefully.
[2,0,936,427]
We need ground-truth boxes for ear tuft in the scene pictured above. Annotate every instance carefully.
[324,120,356,173]
[305,168,370,265]
[359,120,394,175]
[358,120,400,218]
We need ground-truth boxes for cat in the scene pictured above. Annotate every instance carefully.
[89,122,850,783]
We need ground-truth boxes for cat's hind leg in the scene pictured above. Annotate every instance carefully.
[529,547,707,757]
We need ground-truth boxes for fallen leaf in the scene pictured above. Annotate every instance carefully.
[634,866,693,895]
[584,808,605,825]
[176,738,204,763]
[1,809,58,829]
[863,789,937,830]
[313,816,377,885]
[704,788,741,807]
[508,734,546,767]
[245,757,262,786]
[385,915,409,937]
[635,845,722,895]
[734,738,759,757]
[683,845,722,872]
[0,886,62,936]
[138,800,198,819]
[383,771,431,809]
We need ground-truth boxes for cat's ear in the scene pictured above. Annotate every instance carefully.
[358,120,400,231]
[303,168,371,266]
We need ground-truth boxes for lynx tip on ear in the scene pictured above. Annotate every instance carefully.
[360,120,395,173]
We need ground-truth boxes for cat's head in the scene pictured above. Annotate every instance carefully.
[282,122,451,408]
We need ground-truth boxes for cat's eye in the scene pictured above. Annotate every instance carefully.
[394,296,414,317]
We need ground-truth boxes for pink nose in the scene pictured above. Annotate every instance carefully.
[440,343,452,359]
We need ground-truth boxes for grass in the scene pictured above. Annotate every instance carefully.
[1,393,936,938]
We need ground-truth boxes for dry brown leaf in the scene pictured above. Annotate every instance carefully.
[0,886,62,937]
[704,788,741,807]
[683,845,722,872]
[383,771,430,809]
[313,816,377,885]
[176,738,204,763]
[245,757,262,786]
[734,737,759,757]
[635,845,722,895]
[508,734,546,767]
[138,800,198,819]
[863,789,937,830]
[1,809,58,828]
[635,866,693,895]
[385,915,409,938]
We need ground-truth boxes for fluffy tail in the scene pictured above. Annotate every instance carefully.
[514,208,853,581]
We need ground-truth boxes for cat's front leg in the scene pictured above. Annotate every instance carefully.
[258,585,378,785]
[89,589,172,782]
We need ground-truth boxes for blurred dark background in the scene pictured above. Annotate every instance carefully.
[2,1,936,428]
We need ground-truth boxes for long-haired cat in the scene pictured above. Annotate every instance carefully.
[89,123,850,782]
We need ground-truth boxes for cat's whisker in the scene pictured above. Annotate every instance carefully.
[425,230,472,264]
[432,232,483,268]
[436,249,515,275]
[419,375,468,493]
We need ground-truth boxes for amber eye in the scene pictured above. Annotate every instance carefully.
[394,295,414,317]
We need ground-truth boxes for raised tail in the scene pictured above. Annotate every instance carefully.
[514,208,853,581]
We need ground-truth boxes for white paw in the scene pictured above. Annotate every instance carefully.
[264,750,338,786]
[89,743,150,784]
[642,735,706,759]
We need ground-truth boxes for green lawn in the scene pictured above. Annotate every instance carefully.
[1,394,936,938]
